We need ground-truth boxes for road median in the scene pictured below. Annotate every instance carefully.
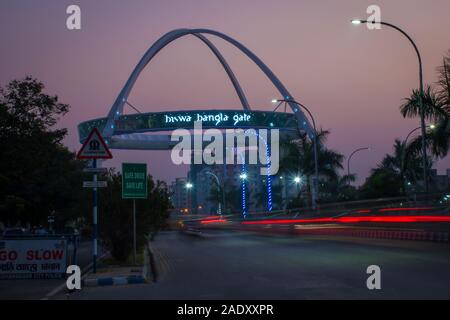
[81,246,150,287]
[240,224,450,243]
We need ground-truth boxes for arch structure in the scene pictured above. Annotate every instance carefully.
[98,28,316,146]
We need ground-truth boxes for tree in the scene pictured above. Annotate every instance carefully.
[206,175,224,213]
[361,140,426,198]
[252,178,283,211]
[427,52,450,158]
[400,56,450,163]
[320,174,357,203]
[0,77,85,228]
[98,171,171,261]
[400,85,442,120]
[222,183,242,214]
[360,168,403,199]
[278,129,344,206]
[437,51,450,115]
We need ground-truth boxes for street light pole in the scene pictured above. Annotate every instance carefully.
[347,147,370,184]
[294,176,301,194]
[403,124,434,150]
[274,99,319,209]
[186,182,193,214]
[404,127,423,148]
[205,171,225,215]
[351,19,429,193]
[402,124,435,190]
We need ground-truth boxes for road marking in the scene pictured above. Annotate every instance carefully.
[41,251,109,300]
[161,251,173,273]
[152,246,172,277]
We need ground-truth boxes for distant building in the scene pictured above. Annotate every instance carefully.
[181,132,300,215]
[430,169,450,192]
[187,162,280,215]
[169,178,188,213]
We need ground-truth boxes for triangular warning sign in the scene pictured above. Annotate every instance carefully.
[77,127,113,159]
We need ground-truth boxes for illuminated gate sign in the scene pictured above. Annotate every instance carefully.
[0,239,68,279]
[164,112,252,126]
[78,110,298,142]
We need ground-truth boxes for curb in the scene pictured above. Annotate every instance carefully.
[293,228,450,243]
[82,246,151,287]
[41,251,110,300]
[147,241,158,282]
[181,228,208,238]
[83,275,146,287]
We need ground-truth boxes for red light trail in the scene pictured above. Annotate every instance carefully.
[200,219,228,225]
[241,216,450,225]
[378,207,435,212]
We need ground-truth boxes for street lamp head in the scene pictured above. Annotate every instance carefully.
[429,124,436,130]
[294,176,301,184]
[186,183,193,189]
[271,99,280,104]
[351,19,363,25]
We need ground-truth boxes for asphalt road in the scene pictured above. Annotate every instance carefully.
[62,230,450,300]
[0,240,99,300]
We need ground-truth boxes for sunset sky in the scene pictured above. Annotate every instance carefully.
[1,0,449,185]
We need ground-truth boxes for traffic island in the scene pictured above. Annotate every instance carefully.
[83,268,146,287]
[82,248,150,287]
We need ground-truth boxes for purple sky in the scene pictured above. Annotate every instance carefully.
[1,0,449,185]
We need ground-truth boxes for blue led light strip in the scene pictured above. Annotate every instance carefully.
[245,130,273,212]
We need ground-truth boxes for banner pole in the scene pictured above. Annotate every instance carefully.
[93,159,98,273]
[133,199,136,265]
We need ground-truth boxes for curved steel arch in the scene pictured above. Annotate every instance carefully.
[103,28,315,140]
[192,33,250,111]
[103,29,249,137]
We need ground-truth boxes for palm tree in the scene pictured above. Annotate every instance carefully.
[252,179,283,211]
[320,173,357,202]
[401,53,450,162]
[278,129,344,205]
[405,117,450,160]
[426,51,450,158]
[400,85,442,120]
[207,179,248,215]
[280,129,343,179]
[361,139,425,197]
[437,51,450,115]
[206,177,223,213]
[384,139,424,185]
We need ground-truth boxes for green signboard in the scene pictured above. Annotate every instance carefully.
[122,163,148,199]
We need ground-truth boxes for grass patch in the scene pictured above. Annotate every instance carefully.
[102,250,145,267]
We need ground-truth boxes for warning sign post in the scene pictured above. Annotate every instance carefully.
[76,127,113,159]
[77,128,112,273]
